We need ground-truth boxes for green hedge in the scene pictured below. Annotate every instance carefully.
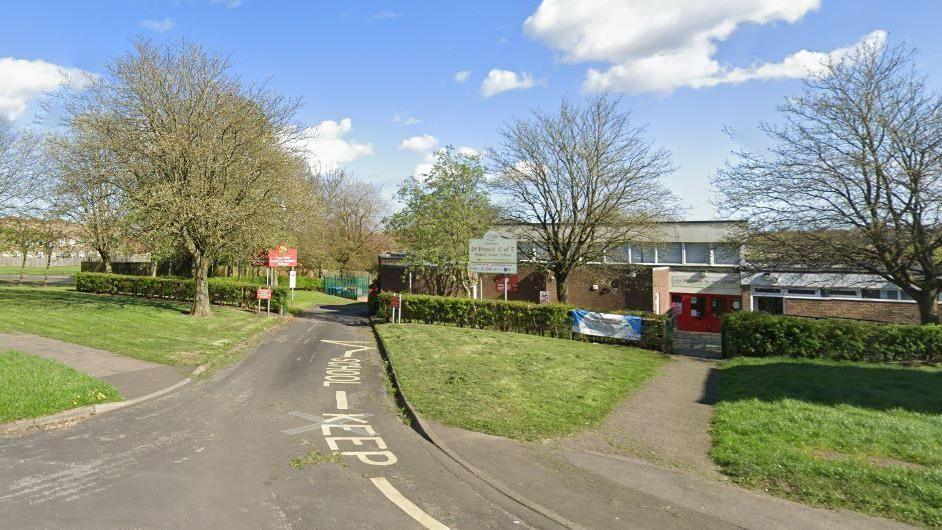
[722,311,941,363]
[76,272,288,310]
[374,292,669,351]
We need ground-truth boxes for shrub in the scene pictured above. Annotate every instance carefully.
[722,311,942,363]
[374,292,669,351]
[76,272,288,310]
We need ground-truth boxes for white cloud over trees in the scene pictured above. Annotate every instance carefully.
[523,0,886,93]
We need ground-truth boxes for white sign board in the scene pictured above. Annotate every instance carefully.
[469,263,518,274]
[289,270,297,289]
[469,231,517,274]
[539,291,550,304]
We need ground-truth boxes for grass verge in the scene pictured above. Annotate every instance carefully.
[0,285,280,366]
[711,356,942,527]
[0,350,122,424]
[0,265,80,276]
[375,323,665,440]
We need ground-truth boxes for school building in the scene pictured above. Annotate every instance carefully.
[377,221,934,332]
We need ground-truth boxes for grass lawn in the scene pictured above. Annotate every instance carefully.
[375,323,666,440]
[0,265,80,276]
[0,350,122,424]
[711,356,942,527]
[0,285,280,367]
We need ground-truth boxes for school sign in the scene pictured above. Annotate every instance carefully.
[469,232,517,274]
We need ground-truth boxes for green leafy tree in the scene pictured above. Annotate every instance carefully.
[387,148,497,296]
[68,40,313,316]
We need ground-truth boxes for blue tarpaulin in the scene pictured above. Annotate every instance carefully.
[571,309,643,340]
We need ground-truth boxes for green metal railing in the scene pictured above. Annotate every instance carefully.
[324,274,369,300]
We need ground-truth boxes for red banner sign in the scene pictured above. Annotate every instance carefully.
[256,288,272,300]
[253,245,298,267]
[390,296,400,308]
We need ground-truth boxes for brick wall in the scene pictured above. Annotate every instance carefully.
[651,267,670,314]
[783,297,934,324]
[380,260,656,312]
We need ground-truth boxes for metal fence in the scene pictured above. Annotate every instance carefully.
[324,274,370,300]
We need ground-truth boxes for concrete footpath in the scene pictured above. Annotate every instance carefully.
[423,418,914,530]
[0,333,189,400]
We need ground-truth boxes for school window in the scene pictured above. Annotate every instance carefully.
[684,243,710,264]
[713,244,741,265]
[656,243,682,264]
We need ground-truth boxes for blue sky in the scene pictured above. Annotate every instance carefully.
[2,1,941,218]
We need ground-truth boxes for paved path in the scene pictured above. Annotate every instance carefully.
[0,333,188,401]
[0,274,73,286]
[557,354,721,477]
[0,306,547,529]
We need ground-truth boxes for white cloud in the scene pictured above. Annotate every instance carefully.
[480,69,536,97]
[0,57,91,120]
[392,113,421,126]
[524,0,885,93]
[140,18,175,32]
[399,134,439,153]
[293,118,372,168]
[372,10,400,20]
[453,70,471,83]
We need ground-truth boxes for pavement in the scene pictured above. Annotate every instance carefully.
[0,333,188,401]
[556,353,721,477]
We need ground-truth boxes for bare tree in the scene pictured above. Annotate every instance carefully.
[714,43,942,324]
[304,167,387,275]
[0,117,42,215]
[70,40,309,316]
[47,123,126,273]
[489,95,676,303]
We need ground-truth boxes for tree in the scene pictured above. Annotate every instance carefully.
[1,216,43,284]
[47,122,126,273]
[713,43,942,324]
[387,148,497,296]
[0,117,42,216]
[32,217,70,285]
[70,40,309,316]
[306,167,387,275]
[489,95,675,303]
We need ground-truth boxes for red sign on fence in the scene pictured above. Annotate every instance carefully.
[253,245,298,267]
[390,296,401,308]
[256,288,272,300]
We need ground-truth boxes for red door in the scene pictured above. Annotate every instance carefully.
[672,293,738,333]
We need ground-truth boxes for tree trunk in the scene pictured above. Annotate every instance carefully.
[98,249,112,273]
[44,247,52,286]
[191,251,213,317]
[18,252,26,284]
[916,291,939,325]
[555,270,569,304]
[149,260,158,277]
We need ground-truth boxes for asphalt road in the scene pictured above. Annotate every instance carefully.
[0,305,552,529]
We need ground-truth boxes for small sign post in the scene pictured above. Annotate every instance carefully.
[539,290,549,304]
[289,269,296,303]
[257,287,272,316]
[390,294,401,323]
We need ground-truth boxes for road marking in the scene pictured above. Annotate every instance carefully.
[336,391,348,410]
[370,477,450,530]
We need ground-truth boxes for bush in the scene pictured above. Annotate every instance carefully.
[722,311,942,363]
[76,272,288,310]
[374,292,669,351]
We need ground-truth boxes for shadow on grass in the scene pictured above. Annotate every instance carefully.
[0,286,190,314]
[718,360,942,415]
